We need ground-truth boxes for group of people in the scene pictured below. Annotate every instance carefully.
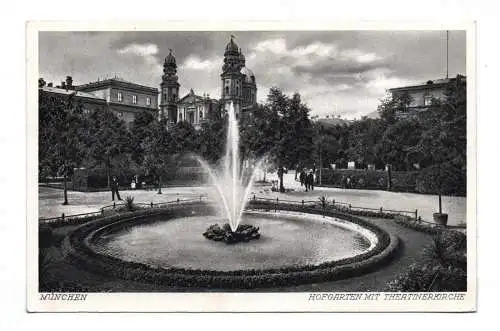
[111,175,149,201]
[299,170,315,192]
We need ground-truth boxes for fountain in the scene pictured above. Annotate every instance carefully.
[62,102,396,290]
[197,102,262,242]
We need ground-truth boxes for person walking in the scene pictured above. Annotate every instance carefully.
[308,172,315,191]
[304,171,309,192]
[299,170,306,187]
[111,176,122,201]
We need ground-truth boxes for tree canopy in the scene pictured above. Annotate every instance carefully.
[38,76,466,196]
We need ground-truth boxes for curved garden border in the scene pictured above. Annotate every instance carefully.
[64,201,400,289]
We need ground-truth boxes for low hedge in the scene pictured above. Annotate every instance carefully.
[248,200,408,220]
[64,202,399,289]
[318,163,466,196]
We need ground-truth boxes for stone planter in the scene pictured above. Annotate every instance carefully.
[433,213,448,226]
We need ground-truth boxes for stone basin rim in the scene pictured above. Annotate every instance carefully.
[66,203,396,281]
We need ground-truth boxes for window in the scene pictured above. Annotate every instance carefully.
[132,95,137,104]
[200,111,204,120]
[118,111,123,117]
[146,97,151,106]
[117,92,123,102]
[424,95,432,106]
[225,86,229,95]
[179,113,183,121]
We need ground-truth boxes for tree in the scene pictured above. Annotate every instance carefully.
[168,120,199,154]
[86,108,131,188]
[39,90,88,204]
[239,103,278,182]
[407,75,467,213]
[199,114,226,164]
[141,119,170,194]
[261,88,315,192]
[345,118,384,168]
[130,110,156,166]
[282,93,315,172]
[312,123,344,169]
[378,92,413,125]
[265,88,290,192]
[374,118,423,171]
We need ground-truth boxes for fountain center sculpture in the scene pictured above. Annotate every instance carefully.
[197,102,262,242]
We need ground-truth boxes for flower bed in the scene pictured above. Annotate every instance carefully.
[64,202,399,289]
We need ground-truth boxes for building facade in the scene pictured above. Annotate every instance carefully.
[388,76,465,119]
[177,89,220,130]
[159,50,180,126]
[161,36,257,129]
[76,77,159,126]
[220,36,257,116]
[39,76,108,114]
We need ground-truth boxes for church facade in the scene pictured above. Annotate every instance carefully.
[159,36,257,129]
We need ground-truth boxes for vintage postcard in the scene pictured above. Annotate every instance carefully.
[27,21,476,312]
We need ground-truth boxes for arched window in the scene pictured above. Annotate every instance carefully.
[225,86,229,95]
[236,86,239,96]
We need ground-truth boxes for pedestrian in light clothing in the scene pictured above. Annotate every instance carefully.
[111,176,122,201]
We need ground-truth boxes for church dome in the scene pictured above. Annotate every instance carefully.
[165,49,176,65]
[225,36,239,55]
[240,66,255,84]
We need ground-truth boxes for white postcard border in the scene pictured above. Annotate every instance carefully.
[26,20,477,312]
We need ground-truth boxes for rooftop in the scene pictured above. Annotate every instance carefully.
[388,76,464,92]
[40,86,106,101]
[76,77,158,93]
[178,89,219,104]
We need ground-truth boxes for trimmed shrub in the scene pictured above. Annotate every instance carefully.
[385,262,466,292]
[319,163,465,196]
[386,229,467,292]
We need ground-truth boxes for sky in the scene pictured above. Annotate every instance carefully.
[39,30,466,119]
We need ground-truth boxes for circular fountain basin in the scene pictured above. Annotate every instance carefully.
[92,211,378,272]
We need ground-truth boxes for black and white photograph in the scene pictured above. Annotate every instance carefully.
[27,23,475,312]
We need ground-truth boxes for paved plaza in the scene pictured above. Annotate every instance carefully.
[39,172,466,226]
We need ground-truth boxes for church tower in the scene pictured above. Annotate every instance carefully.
[221,36,245,116]
[160,49,180,126]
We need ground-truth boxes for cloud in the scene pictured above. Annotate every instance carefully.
[293,42,336,57]
[340,49,383,63]
[254,38,287,54]
[39,31,466,119]
[180,56,218,71]
[117,43,159,56]
[117,43,160,67]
